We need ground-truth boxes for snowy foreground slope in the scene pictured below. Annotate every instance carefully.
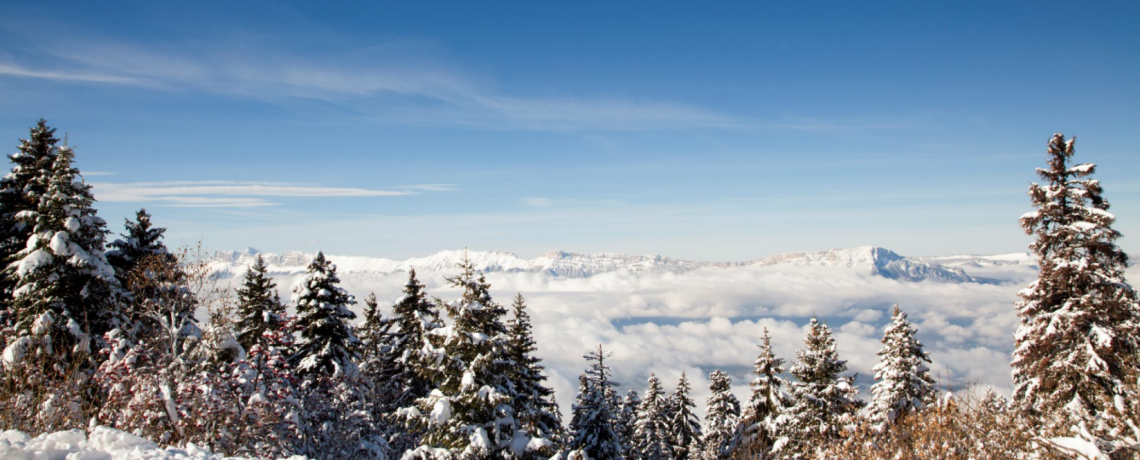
[0,427,306,460]
[203,245,1065,420]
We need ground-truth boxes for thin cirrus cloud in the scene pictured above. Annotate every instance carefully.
[522,197,554,207]
[0,36,740,132]
[90,180,445,208]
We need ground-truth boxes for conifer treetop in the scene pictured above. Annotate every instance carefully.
[868,304,935,426]
[1012,133,1140,432]
[290,251,360,378]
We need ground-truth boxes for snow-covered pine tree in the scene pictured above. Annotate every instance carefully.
[400,254,523,460]
[617,389,641,460]
[506,293,565,456]
[568,345,623,460]
[775,317,860,458]
[867,304,935,427]
[701,370,740,460]
[0,120,61,315]
[568,374,591,454]
[740,328,786,451]
[2,143,121,370]
[634,373,673,460]
[357,291,394,397]
[289,251,360,377]
[385,268,443,409]
[235,254,285,352]
[1012,133,1140,434]
[106,208,175,284]
[289,252,372,459]
[668,373,702,460]
[380,269,442,458]
[354,292,400,459]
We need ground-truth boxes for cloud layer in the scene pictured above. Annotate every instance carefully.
[210,257,1119,421]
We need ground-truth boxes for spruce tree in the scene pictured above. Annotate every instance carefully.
[289,251,360,377]
[776,317,860,458]
[668,373,702,460]
[617,389,641,460]
[868,305,935,426]
[106,208,175,284]
[234,254,285,352]
[289,252,375,459]
[384,268,442,409]
[701,371,740,460]
[1012,133,1140,433]
[740,328,786,450]
[356,292,395,423]
[401,255,521,460]
[633,373,672,460]
[568,345,623,460]
[0,120,61,315]
[2,144,121,368]
[506,293,565,455]
[357,292,392,382]
[377,269,442,457]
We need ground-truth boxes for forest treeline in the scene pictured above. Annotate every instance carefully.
[0,121,1137,459]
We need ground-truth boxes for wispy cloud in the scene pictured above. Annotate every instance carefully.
[91,180,439,208]
[0,36,739,132]
[522,197,553,207]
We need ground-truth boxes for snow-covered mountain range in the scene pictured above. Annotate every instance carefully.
[209,246,1036,284]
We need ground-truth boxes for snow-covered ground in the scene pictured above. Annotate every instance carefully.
[206,245,1135,420]
[0,426,306,460]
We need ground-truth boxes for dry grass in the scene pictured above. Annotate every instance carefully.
[728,388,1137,460]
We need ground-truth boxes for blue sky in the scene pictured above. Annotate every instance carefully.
[1,1,1137,260]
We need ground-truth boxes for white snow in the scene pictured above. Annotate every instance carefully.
[429,391,452,425]
[1046,436,1109,460]
[209,246,982,283]
[2,337,31,369]
[64,217,81,233]
[49,231,71,255]
[16,249,54,278]
[0,426,310,459]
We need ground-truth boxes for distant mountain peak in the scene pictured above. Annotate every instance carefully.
[208,246,998,284]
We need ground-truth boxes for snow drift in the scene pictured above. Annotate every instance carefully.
[0,426,307,460]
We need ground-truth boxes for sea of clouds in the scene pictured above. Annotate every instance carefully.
[225,259,1139,420]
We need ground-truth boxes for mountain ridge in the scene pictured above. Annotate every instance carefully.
[210,246,1032,283]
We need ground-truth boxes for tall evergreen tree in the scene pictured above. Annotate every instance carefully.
[289,251,360,377]
[868,305,935,426]
[2,144,121,368]
[106,208,175,283]
[1012,133,1140,433]
[617,389,641,460]
[0,120,61,317]
[357,292,391,377]
[383,269,442,409]
[375,269,442,458]
[700,371,740,460]
[740,328,786,450]
[234,254,285,352]
[356,292,394,406]
[401,255,524,460]
[668,373,702,460]
[633,373,672,460]
[568,345,623,460]
[775,317,860,458]
[506,293,565,455]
